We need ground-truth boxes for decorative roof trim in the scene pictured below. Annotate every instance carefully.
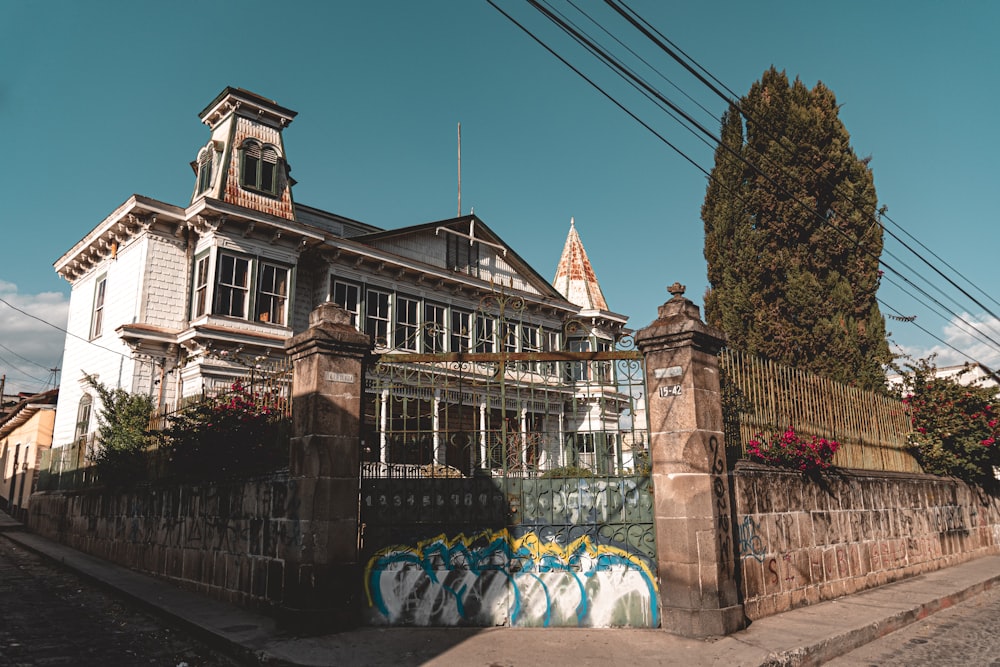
[199,87,297,130]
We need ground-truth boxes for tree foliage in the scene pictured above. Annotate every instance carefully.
[894,357,1000,487]
[703,67,890,390]
[85,375,155,487]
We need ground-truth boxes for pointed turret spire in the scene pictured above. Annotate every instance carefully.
[553,217,609,311]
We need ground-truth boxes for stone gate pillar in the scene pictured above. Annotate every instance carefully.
[635,283,745,637]
[282,302,371,630]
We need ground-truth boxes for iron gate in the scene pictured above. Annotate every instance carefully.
[359,293,658,627]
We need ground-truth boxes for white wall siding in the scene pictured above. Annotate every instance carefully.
[51,247,139,449]
[372,235,446,269]
[141,234,190,329]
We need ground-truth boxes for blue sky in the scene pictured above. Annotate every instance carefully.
[2,1,999,394]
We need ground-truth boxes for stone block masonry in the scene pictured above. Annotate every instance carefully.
[734,463,1000,620]
[28,474,300,609]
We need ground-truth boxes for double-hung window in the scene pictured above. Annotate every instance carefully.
[256,262,288,325]
[90,276,107,339]
[543,330,560,376]
[394,296,419,351]
[502,322,518,355]
[451,310,472,353]
[475,315,495,353]
[423,303,446,353]
[198,251,291,325]
[566,338,590,382]
[193,255,210,317]
[594,340,614,384]
[365,289,391,346]
[331,279,360,328]
[214,254,250,318]
[522,325,540,371]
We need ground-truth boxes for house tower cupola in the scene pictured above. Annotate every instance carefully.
[190,87,298,221]
[552,217,610,312]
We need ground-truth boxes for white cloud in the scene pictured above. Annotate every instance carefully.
[897,312,1000,370]
[0,281,69,395]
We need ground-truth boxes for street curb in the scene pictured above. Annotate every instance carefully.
[761,575,1000,666]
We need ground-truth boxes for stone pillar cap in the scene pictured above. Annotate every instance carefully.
[309,302,353,327]
[657,283,702,321]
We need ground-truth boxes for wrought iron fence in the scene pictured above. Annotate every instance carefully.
[720,348,920,473]
[363,293,648,479]
[38,355,294,491]
[148,355,293,431]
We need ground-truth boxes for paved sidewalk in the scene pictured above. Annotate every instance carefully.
[2,511,998,666]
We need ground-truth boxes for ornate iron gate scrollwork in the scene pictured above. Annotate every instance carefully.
[359,292,658,627]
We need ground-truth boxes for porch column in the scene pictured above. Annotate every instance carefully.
[519,405,528,468]
[433,389,445,465]
[635,283,745,637]
[479,401,487,468]
[379,389,389,463]
[283,302,371,631]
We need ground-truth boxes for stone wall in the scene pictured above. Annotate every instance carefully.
[27,473,300,609]
[734,462,1000,620]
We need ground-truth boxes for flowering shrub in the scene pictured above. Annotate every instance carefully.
[162,382,289,480]
[746,426,840,473]
[894,357,1000,486]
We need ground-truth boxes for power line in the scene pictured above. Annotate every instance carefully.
[601,0,1000,336]
[498,1,1000,368]
[0,297,131,361]
[0,340,55,372]
[0,353,50,388]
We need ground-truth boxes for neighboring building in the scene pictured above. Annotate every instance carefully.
[50,87,633,475]
[887,362,1000,394]
[0,389,57,519]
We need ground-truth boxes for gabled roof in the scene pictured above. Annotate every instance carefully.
[553,218,609,312]
[0,388,58,439]
[352,214,570,303]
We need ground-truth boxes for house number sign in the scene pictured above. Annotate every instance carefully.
[659,385,683,397]
[325,372,355,383]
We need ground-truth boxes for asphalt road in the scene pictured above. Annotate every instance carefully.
[827,583,1000,666]
[0,534,242,667]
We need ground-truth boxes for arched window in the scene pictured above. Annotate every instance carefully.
[74,394,93,445]
[196,145,214,194]
[240,139,280,196]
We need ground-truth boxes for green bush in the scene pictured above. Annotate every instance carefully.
[84,375,155,488]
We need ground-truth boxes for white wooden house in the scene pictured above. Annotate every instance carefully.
[50,88,635,475]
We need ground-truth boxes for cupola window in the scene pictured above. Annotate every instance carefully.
[239,139,280,196]
[196,145,214,194]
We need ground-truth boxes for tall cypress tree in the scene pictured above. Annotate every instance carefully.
[703,67,890,390]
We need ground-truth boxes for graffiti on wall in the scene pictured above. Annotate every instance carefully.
[364,528,659,628]
[737,516,766,562]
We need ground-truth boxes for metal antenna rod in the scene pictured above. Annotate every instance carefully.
[457,122,462,217]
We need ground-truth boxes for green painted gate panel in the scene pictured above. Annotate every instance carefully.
[361,474,658,627]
